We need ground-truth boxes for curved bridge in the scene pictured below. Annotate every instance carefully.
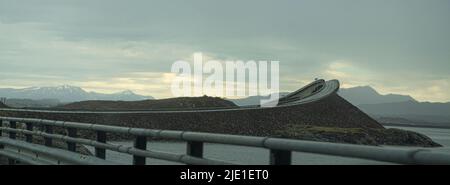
[0,79,339,114]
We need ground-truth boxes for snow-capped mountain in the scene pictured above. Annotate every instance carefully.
[0,85,153,102]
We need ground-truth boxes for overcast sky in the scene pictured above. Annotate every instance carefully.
[0,0,449,102]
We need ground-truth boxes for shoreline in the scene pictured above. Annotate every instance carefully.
[382,123,450,130]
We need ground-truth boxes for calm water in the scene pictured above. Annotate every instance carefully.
[85,126,450,165]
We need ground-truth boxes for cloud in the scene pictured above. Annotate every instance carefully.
[0,0,449,102]
[376,78,450,103]
[74,72,177,98]
[322,60,376,88]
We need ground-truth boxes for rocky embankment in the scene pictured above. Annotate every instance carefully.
[56,96,238,110]
[0,94,441,147]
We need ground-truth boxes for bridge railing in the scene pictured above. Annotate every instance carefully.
[1,116,450,165]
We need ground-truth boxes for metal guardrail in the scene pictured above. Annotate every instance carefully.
[0,138,119,165]
[1,116,450,165]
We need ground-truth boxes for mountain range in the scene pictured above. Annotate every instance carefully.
[337,86,416,105]
[338,86,450,124]
[0,85,153,104]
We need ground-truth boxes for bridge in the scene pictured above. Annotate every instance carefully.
[1,79,450,165]
[0,79,336,113]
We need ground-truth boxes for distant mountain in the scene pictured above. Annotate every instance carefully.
[338,86,416,105]
[0,85,153,103]
[337,86,449,125]
[359,101,450,124]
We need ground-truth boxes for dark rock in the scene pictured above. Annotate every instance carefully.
[368,128,441,147]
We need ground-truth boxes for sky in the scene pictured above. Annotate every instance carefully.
[0,0,449,102]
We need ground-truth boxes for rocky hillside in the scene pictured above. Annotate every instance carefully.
[56,96,238,110]
[0,94,440,147]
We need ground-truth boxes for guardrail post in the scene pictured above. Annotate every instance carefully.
[0,119,2,137]
[67,128,77,152]
[8,158,16,165]
[25,122,33,143]
[8,121,17,164]
[187,141,203,158]
[9,121,16,140]
[133,136,147,165]
[95,131,107,159]
[44,125,53,147]
[270,149,292,165]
